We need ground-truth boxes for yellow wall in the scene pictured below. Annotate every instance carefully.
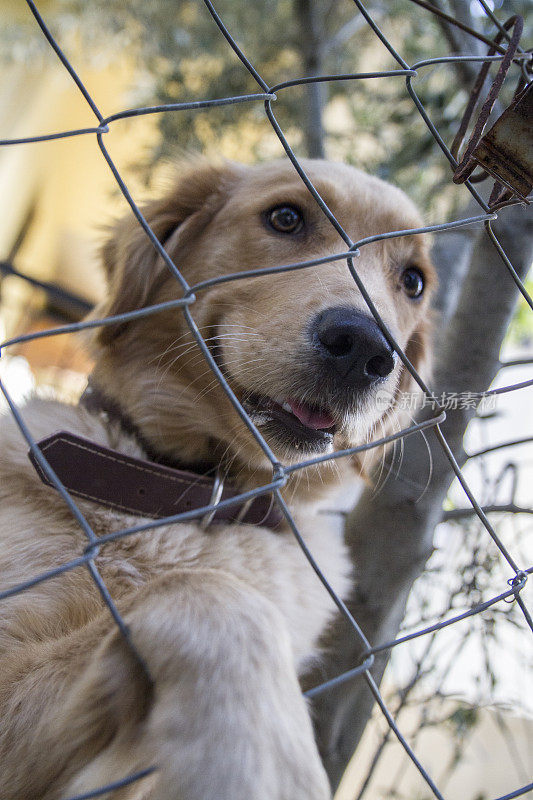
[0,10,159,313]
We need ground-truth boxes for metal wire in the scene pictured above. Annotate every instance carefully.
[0,1,531,798]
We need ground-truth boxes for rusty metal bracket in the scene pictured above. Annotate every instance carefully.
[475,81,533,209]
[451,16,533,210]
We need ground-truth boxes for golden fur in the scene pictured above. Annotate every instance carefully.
[0,158,435,799]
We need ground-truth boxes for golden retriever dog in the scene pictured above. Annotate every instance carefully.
[0,158,435,800]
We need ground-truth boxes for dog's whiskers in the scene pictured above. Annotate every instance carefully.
[154,332,262,374]
[149,326,261,371]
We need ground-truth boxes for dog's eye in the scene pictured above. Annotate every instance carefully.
[401,267,425,298]
[266,205,303,234]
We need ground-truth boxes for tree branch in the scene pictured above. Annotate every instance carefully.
[442,504,533,521]
[499,356,533,368]
[466,436,533,459]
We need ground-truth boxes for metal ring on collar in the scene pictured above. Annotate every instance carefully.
[234,497,254,524]
[201,471,224,529]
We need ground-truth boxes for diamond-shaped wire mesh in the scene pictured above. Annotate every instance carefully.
[0,1,531,799]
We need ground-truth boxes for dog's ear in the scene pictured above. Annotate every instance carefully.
[95,160,238,345]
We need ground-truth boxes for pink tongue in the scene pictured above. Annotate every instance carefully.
[288,401,335,430]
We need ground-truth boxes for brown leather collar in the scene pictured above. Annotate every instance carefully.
[29,431,284,529]
[29,382,283,530]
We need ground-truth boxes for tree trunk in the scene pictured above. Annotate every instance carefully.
[295,0,327,158]
[312,203,533,791]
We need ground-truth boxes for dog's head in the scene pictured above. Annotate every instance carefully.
[91,158,435,484]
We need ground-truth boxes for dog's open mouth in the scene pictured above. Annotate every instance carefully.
[242,392,337,452]
[214,348,338,454]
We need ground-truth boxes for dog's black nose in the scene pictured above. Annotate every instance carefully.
[312,307,395,389]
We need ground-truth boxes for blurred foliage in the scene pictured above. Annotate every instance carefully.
[1,0,531,217]
[506,278,533,344]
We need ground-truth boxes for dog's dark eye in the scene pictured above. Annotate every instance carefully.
[401,267,425,298]
[266,205,303,234]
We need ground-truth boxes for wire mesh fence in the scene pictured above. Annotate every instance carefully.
[0,0,532,798]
